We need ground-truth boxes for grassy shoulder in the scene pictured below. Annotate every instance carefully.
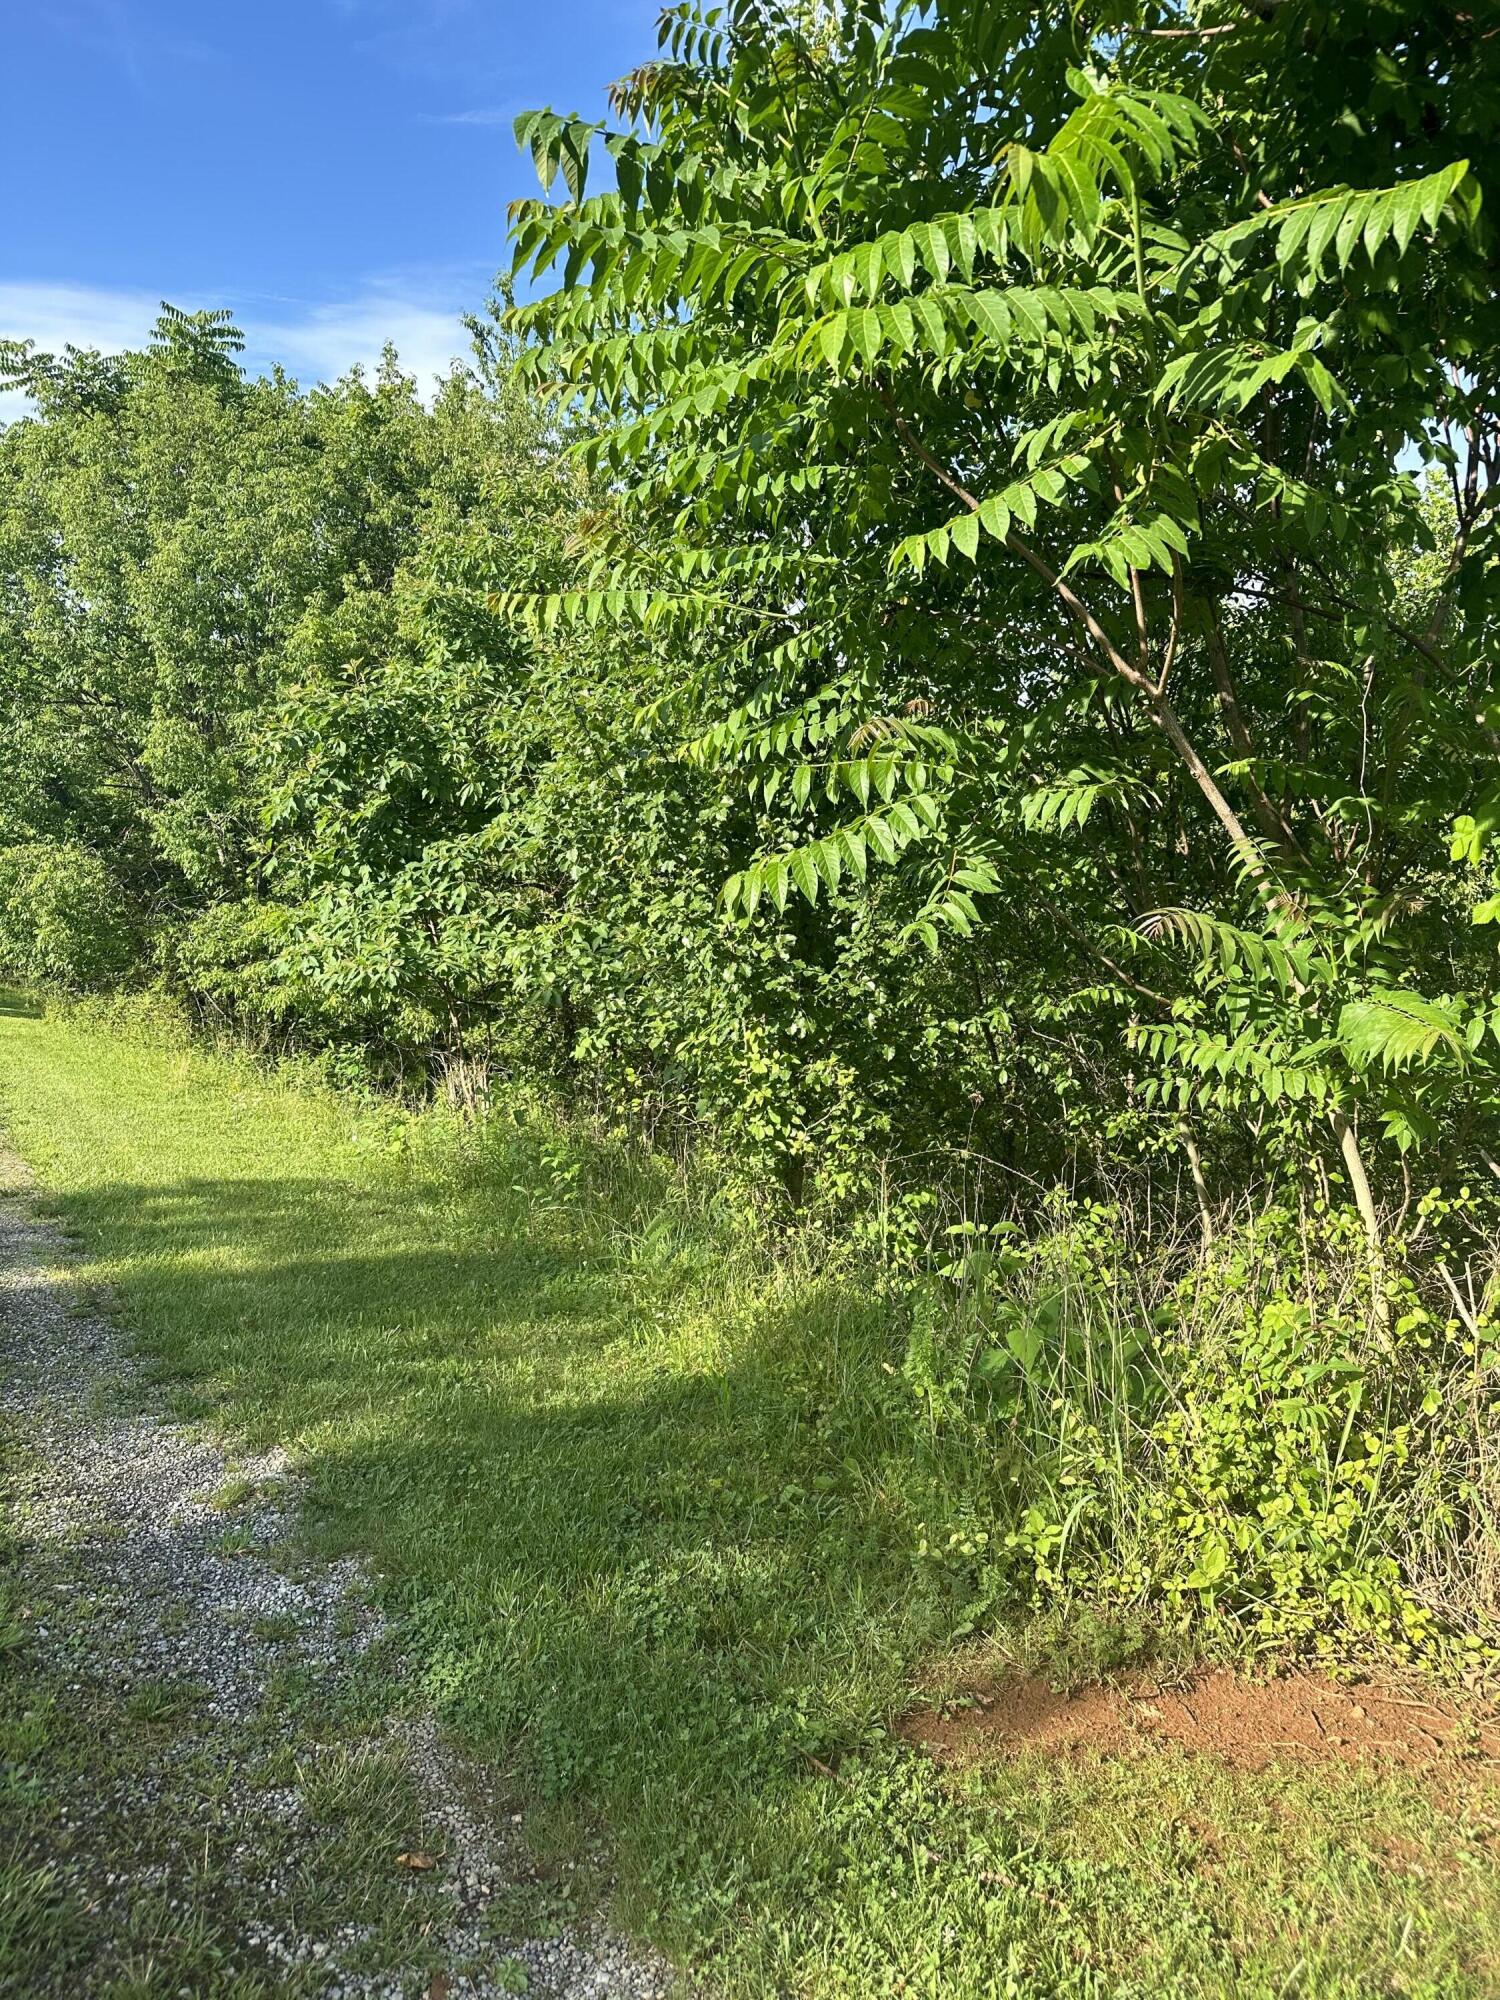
[1,996,1496,1998]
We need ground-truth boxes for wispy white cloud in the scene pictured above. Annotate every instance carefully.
[256,290,476,392]
[328,0,506,86]
[0,281,157,420]
[425,107,516,126]
[38,0,218,91]
[0,278,481,422]
[44,0,143,88]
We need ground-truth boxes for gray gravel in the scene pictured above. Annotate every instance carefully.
[0,1150,683,1999]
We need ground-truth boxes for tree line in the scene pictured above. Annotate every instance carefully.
[2,1,1497,1241]
[3,0,1499,1659]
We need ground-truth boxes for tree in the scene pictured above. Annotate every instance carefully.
[504,0,1500,1228]
[0,312,468,994]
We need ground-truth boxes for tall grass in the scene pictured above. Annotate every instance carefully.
[902,1182,1499,1667]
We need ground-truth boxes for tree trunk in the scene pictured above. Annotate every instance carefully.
[1328,1105,1388,1326]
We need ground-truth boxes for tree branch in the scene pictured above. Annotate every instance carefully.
[879,387,1276,885]
[1203,600,1308,862]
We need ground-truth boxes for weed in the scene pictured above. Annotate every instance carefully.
[122,1681,202,1730]
[212,1525,257,1559]
[0,1847,74,1984]
[250,1611,301,1644]
[297,1741,415,1832]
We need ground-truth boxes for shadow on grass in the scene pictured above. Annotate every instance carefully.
[50,1166,982,1947]
[8,1021,1499,1996]
[17,1120,1500,2000]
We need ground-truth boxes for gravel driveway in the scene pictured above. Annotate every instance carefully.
[0,1147,682,1999]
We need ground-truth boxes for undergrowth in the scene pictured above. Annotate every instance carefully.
[905,1194,1500,1674]
[19,986,1500,1675]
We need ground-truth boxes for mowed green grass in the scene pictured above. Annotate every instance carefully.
[2,997,1497,1999]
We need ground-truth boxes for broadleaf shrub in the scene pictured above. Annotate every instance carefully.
[0,845,138,990]
[899,1201,1498,1668]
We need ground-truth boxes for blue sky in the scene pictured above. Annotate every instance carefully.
[0,0,659,416]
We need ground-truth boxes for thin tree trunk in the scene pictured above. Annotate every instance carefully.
[889,401,1394,1257]
[1181,1124,1214,1252]
[1328,1105,1388,1325]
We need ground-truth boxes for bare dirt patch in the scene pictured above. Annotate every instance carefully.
[902,1666,1500,1775]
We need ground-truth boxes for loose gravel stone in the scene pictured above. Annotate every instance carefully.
[0,1150,683,1999]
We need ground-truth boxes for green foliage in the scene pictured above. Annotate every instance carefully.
[0,845,137,989]
[2,16,1500,1995]
[1,0,1499,1705]
[503,0,1500,1227]
[900,1199,1498,1668]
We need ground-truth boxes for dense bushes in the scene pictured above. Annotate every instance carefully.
[0,845,138,989]
[1,1,1497,1667]
[904,1199,1497,1668]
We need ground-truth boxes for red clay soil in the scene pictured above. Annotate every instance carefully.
[901,1667,1500,1775]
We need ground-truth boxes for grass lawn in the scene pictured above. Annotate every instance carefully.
[2,995,1497,1998]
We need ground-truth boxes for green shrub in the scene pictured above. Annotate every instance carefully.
[901,1199,1500,1671]
[0,845,139,991]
